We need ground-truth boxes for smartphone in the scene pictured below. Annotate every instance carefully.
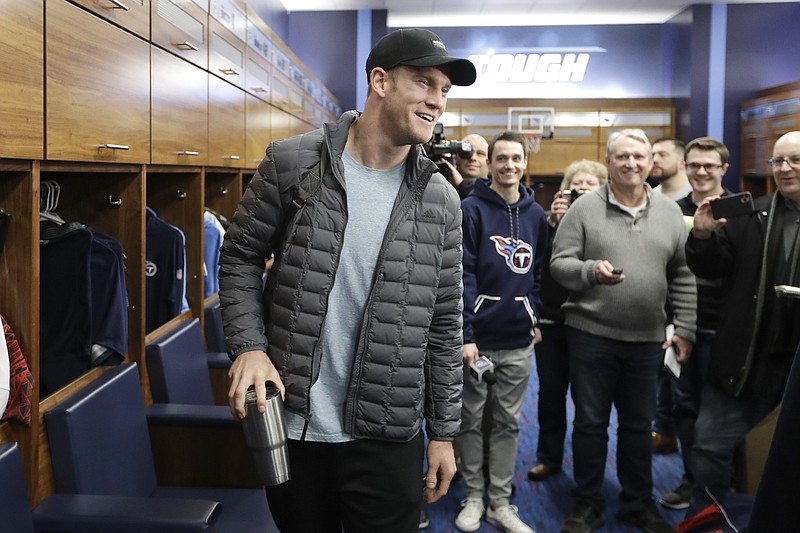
[611,268,623,275]
[710,192,755,220]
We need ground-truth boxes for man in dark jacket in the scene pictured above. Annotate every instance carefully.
[218,29,475,533]
[685,130,800,511]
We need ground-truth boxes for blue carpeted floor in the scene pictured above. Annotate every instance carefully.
[423,357,686,533]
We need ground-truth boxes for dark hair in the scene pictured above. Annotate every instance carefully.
[653,137,686,157]
[685,137,729,165]
[488,131,530,160]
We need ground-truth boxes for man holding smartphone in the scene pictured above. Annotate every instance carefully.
[684,131,800,516]
[657,137,734,511]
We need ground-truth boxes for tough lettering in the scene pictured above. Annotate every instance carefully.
[468,53,590,84]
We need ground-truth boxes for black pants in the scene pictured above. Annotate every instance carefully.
[534,322,570,467]
[266,432,424,533]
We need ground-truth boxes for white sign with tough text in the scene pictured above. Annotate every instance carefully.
[448,47,605,99]
[470,53,590,84]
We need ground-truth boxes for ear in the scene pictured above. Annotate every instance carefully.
[369,67,390,96]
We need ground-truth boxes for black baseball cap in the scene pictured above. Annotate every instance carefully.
[365,28,476,86]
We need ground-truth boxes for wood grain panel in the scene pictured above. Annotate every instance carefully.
[151,46,208,164]
[46,0,150,163]
[208,75,245,168]
[151,0,208,69]
[205,169,242,219]
[0,0,43,159]
[70,0,151,40]
[245,94,271,168]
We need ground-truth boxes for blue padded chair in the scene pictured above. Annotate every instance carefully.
[146,318,230,405]
[203,299,227,354]
[0,441,35,533]
[44,363,274,533]
[1,439,221,533]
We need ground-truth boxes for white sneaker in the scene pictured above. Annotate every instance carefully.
[486,504,535,533]
[455,498,485,532]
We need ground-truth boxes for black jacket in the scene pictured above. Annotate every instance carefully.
[686,193,800,397]
[219,111,464,441]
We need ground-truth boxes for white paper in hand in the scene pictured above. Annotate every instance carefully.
[664,324,681,378]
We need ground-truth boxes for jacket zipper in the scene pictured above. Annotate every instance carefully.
[345,159,433,435]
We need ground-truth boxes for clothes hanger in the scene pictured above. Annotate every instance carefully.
[40,180,67,225]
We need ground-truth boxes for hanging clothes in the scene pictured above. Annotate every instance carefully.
[40,223,128,395]
[145,207,188,332]
[203,209,226,297]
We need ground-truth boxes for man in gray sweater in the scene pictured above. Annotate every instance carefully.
[551,129,697,533]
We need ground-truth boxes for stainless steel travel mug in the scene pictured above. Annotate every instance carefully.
[241,382,290,486]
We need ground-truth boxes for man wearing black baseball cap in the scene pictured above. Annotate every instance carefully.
[220,28,475,533]
[366,28,477,86]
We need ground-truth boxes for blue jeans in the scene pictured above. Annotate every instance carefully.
[567,326,663,514]
[691,375,785,507]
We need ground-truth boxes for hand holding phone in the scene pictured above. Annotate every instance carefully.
[710,192,755,220]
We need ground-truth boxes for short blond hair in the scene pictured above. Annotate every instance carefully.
[559,159,609,190]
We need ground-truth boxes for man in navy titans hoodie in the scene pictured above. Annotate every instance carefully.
[454,131,548,533]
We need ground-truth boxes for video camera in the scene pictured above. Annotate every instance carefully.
[423,123,473,180]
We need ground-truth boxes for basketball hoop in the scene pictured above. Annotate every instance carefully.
[508,107,555,154]
[524,133,543,154]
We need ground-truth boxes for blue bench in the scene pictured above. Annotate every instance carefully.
[44,363,276,532]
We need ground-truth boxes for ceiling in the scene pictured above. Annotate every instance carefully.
[272,0,789,27]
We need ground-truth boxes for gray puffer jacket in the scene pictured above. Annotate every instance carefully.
[219,111,464,442]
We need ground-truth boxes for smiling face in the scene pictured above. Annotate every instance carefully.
[772,131,800,205]
[379,65,452,147]
[685,148,727,197]
[607,135,653,190]
[488,139,527,190]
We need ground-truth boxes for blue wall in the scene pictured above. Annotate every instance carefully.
[661,7,693,142]
[286,11,359,110]
[723,2,800,186]
[250,0,288,43]
[267,2,800,185]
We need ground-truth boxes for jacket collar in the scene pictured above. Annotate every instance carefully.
[323,111,437,186]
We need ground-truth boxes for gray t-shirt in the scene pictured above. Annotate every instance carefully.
[285,150,405,442]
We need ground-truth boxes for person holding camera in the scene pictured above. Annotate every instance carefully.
[454,131,548,533]
[682,131,800,517]
[551,129,696,533]
[455,134,490,198]
[527,159,607,483]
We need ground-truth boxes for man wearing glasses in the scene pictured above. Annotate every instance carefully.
[685,131,800,515]
[658,137,734,511]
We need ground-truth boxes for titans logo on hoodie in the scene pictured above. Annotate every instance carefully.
[490,236,533,274]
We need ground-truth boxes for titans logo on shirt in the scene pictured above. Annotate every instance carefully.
[490,236,533,274]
